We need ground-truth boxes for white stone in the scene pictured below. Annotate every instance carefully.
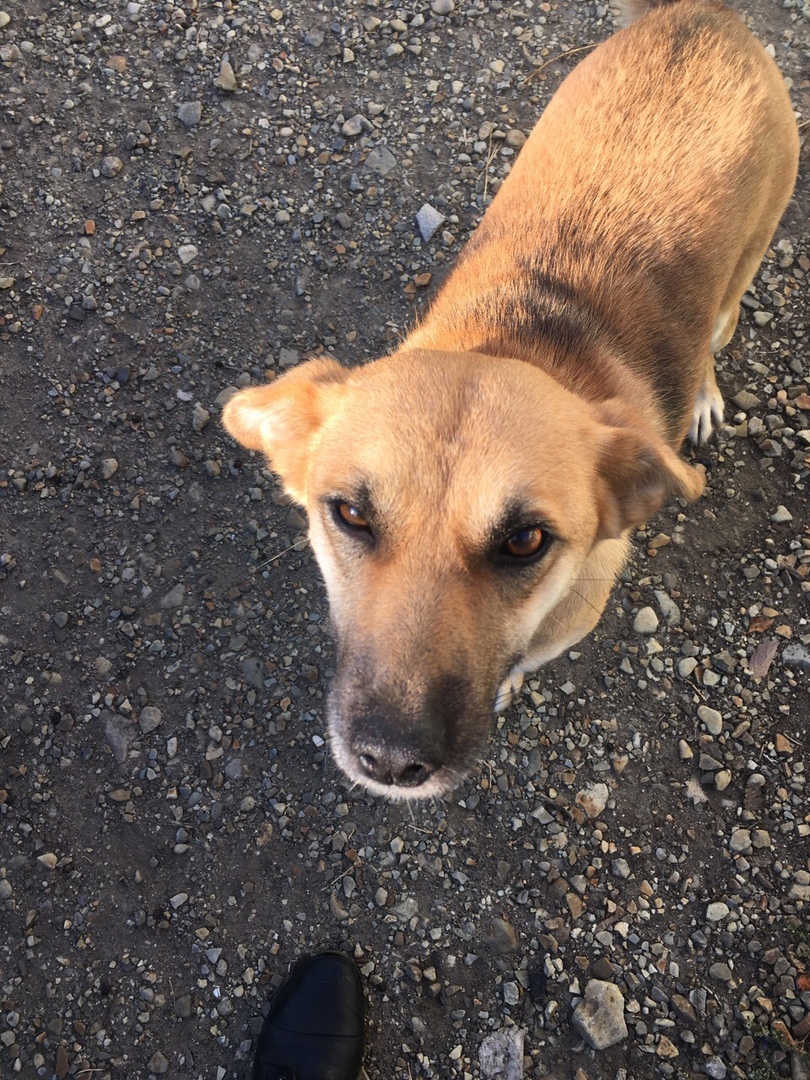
[416,202,446,242]
[706,901,730,922]
[572,980,628,1050]
[633,606,659,634]
[575,782,609,820]
[697,705,723,735]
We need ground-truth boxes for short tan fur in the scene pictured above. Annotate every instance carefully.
[224,0,799,800]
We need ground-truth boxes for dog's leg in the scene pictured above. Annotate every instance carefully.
[688,353,724,445]
[495,669,526,713]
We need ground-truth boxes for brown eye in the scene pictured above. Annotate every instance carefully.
[335,501,371,531]
[500,526,547,560]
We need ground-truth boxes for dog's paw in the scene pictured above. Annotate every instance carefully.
[495,668,524,713]
[688,379,724,445]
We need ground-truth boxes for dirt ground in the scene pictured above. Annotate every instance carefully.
[0,1,808,1078]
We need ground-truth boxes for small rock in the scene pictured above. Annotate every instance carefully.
[704,1058,727,1080]
[431,0,456,13]
[178,244,198,264]
[192,402,211,431]
[416,203,446,242]
[708,962,734,983]
[783,642,810,670]
[161,583,186,609]
[575,782,609,819]
[670,993,698,1025]
[147,1050,169,1074]
[654,590,681,626]
[572,979,628,1050]
[174,994,193,1019]
[657,1035,679,1059]
[279,347,300,368]
[0,12,10,29]
[706,901,730,922]
[771,504,793,523]
[139,706,162,734]
[341,114,366,137]
[479,1029,524,1080]
[99,458,119,480]
[177,101,202,126]
[103,714,133,764]
[697,705,723,736]
[215,59,237,92]
[100,155,123,177]
[729,828,752,854]
[731,390,760,410]
[364,145,397,176]
[775,733,793,755]
[633,606,658,634]
[714,769,732,791]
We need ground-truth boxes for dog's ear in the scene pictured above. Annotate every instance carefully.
[593,400,705,540]
[221,358,349,502]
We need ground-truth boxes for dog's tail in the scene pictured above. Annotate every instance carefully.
[615,0,714,28]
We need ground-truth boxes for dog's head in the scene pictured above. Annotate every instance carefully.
[223,350,703,799]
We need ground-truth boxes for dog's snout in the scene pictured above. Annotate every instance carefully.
[330,673,472,797]
[355,743,437,789]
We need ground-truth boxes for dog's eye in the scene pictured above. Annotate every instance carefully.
[334,501,372,533]
[498,526,549,563]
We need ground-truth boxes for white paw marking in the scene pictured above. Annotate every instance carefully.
[688,382,724,445]
[495,667,524,713]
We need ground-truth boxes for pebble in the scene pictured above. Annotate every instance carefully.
[770,504,793,523]
[572,980,628,1050]
[731,390,760,410]
[729,828,752,854]
[215,59,237,92]
[479,1029,523,1079]
[706,901,730,922]
[192,402,212,431]
[783,642,810,669]
[632,606,659,634]
[0,12,10,29]
[575,782,609,819]
[697,705,723,735]
[431,0,456,13]
[341,114,366,137]
[416,203,447,242]
[147,1050,169,1074]
[364,146,397,176]
[177,101,202,126]
[100,155,123,177]
[99,457,119,480]
[654,590,680,626]
[139,706,163,733]
[708,962,734,983]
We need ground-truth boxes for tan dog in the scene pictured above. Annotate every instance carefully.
[223,0,799,800]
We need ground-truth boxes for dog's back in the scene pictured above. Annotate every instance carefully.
[407,0,799,445]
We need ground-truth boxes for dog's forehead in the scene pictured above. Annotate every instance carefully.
[313,351,601,528]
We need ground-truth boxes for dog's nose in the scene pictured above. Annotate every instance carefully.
[354,744,437,789]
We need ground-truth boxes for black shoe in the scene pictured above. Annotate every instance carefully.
[251,951,365,1080]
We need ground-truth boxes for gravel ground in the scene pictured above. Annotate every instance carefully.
[1,1,809,1078]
